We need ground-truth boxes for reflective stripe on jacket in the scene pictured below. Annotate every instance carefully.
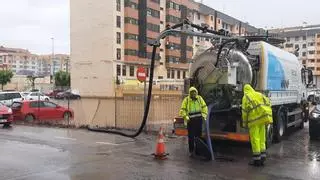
[179,87,208,122]
[242,84,273,128]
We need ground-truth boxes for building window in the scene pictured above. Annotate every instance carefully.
[129,66,134,77]
[116,48,121,60]
[151,0,160,4]
[318,42,320,46]
[158,76,163,79]
[116,0,121,11]
[218,19,220,24]
[295,44,299,49]
[302,52,306,56]
[211,15,214,21]
[308,42,314,46]
[116,16,121,28]
[125,49,138,56]
[183,71,186,79]
[317,67,320,71]
[309,50,315,55]
[303,36,306,40]
[116,64,121,76]
[124,0,138,9]
[124,17,139,25]
[295,36,299,41]
[302,60,306,64]
[197,12,200,20]
[309,67,315,70]
[147,8,160,18]
[147,23,160,32]
[303,44,306,48]
[167,70,170,78]
[125,33,138,40]
[285,43,293,48]
[318,34,320,38]
[122,65,126,76]
[166,15,181,24]
[177,70,181,79]
[310,59,315,63]
[166,1,180,10]
[116,32,121,44]
[171,70,175,79]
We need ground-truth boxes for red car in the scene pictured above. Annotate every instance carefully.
[11,101,74,122]
[0,102,13,127]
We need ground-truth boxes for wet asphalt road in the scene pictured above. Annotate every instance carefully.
[0,124,319,180]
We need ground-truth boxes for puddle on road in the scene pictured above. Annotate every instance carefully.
[1,140,64,153]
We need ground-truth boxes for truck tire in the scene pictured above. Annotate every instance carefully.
[273,109,286,143]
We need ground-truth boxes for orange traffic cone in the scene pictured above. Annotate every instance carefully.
[152,127,169,160]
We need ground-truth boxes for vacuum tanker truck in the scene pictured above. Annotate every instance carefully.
[174,39,312,145]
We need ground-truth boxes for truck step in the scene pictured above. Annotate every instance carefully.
[287,109,302,116]
[287,119,303,127]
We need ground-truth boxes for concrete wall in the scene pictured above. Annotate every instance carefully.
[70,0,116,98]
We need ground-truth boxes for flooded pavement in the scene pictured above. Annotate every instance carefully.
[0,124,319,180]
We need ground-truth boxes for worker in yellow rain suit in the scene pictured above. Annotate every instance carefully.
[242,84,273,166]
[179,87,208,157]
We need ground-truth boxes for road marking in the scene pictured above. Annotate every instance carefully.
[54,136,77,141]
[96,141,119,146]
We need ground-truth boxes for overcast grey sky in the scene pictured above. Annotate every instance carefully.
[0,0,69,55]
[0,0,319,54]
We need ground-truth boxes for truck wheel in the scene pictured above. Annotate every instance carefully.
[266,124,273,149]
[273,109,286,143]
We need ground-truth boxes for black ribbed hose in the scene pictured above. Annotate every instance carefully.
[87,45,158,138]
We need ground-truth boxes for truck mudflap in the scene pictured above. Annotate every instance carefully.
[173,117,249,142]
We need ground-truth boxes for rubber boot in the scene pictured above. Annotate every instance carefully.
[248,159,261,167]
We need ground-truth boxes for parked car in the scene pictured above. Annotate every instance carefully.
[0,91,24,107]
[11,101,73,122]
[45,90,63,98]
[55,91,81,100]
[0,102,13,128]
[309,105,320,140]
[24,92,50,101]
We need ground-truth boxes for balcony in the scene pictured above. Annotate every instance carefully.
[165,62,189,70]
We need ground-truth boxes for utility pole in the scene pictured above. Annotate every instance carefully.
[51,37,55,76]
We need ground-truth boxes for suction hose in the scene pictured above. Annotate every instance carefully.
[205,104,214,160]
[87,45,158,138]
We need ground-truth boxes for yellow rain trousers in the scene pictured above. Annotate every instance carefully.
[242,84,273,159]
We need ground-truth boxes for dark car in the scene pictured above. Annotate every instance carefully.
[309,105,320,140]
[55,91,81,100]
[45,89,63,98]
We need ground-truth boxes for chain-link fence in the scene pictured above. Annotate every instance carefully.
[11,87,183,134]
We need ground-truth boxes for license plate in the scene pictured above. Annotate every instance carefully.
[0,120,7,123]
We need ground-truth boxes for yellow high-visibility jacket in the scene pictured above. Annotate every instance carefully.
[242,84,273,128]
[179,87,208,122]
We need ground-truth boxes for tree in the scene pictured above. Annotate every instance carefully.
[54,71,70,88]
[0,70,13,90]
[27,76,44,90]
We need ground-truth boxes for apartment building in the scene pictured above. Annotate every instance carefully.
[270,25,320,87]
[0,46,69,77]
[70,0,262,97]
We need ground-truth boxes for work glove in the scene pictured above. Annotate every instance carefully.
[184,116,189,127]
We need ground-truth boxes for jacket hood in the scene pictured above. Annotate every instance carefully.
[243,84,255,94]
[189,87,198,95]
